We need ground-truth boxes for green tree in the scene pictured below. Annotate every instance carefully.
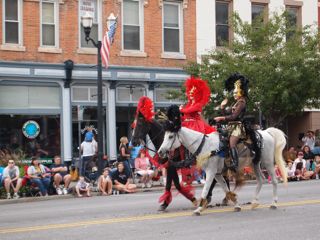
[184,13,320,127]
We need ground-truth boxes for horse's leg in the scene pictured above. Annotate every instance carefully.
[214,157,234,205]
[265,163,278,209]
[206,178,217,204]
[214,173,238,208]
[193,160,217,216]
[251,162,263,209]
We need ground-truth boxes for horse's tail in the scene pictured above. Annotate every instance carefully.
[265,127,288,185]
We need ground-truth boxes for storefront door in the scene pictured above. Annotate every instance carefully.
[72,106,106,161]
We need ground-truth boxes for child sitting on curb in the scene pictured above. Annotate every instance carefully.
[75,176,91,197]
[98,168,113,195]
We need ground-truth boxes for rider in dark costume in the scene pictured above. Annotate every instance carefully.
[214,73,251,173]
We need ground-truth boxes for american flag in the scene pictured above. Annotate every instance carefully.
[101,18,118,68]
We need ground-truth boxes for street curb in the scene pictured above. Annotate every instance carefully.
[0,180,257,205]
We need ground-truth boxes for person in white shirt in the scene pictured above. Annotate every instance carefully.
[286,162,296,181]
[80,132,96,176]
[292,151,306,180]
[3,160,22,199]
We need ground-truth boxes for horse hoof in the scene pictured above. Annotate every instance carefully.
[193,211,201,216]
[234,206,242,212]
[251,202,259,209]
[221,197,228,206]
[270,205,277,210]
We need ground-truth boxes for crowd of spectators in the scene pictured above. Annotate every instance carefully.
[284,130,320,181]
[1,128,320,200]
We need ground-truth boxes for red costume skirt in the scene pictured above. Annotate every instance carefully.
[182,119,216,134]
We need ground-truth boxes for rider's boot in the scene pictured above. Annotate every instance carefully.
[229,147,239,172]
[158,202,168,211]
[158,190,172,211]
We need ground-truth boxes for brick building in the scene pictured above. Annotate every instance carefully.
[0,0,194,162]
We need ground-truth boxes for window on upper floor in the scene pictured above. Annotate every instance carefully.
[163,1,183,53]
[285,5,301,41]
[40,0,59,47]
[79,0,101,49]
[216,0,232,47]
[251,3,268,24]
[2,0,22,45]
[122,0,143,51]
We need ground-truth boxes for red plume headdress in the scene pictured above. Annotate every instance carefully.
[136,96,155,122]
[185,77,211,106]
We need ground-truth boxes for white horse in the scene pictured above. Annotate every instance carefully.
[158,126,287,215]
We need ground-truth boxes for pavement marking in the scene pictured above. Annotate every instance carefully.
[1,199,320,234]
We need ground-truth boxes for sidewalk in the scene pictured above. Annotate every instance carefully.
[0,179,258,205]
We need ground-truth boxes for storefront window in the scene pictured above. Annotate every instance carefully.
[0,115,61,163]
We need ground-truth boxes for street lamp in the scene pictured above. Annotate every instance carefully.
[81,12,114,175]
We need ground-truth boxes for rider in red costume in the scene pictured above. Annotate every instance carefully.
[178,77,216,187]
[180,77,216,134]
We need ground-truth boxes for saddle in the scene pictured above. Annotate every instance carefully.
[217,120,263,165]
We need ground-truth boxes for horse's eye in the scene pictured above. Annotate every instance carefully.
[169,135,173,139]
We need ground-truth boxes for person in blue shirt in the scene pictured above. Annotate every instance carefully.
[128,139,144,171]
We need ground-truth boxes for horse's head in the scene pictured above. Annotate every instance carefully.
[158,105,182,158]
[158,130,181,158]
[131,112,152,146]
[131,96,155,146]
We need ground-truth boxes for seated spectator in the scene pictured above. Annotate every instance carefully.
[112,162,136,193]
[27,157,51,196]
[286,162,296,181]
[284,146,297,163]
[135,149,154,188]
[3,160,22,199]
[302,145,314,161]
[312,135,320,156]
[98,168,113,195]
[51,155,71,195]
[292,151,306,180]
[75,176,91,197]
[0,166,4,186]
[315,156,320,179]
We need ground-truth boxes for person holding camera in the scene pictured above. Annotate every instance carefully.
[27,157,51,196]
[302,130,315,151]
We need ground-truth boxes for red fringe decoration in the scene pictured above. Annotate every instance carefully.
[185,77,211,106]
[159,190,172,205]
[178,183,195,201]
[136,96,154,122]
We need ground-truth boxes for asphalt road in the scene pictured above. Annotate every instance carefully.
[0,180,319,240]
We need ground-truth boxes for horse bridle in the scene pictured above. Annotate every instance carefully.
[135,120,164,153]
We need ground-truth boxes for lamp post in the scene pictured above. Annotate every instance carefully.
[81,12,114,175]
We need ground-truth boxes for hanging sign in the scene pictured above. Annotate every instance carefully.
[79,0,96,21]
[22,120,40,139]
